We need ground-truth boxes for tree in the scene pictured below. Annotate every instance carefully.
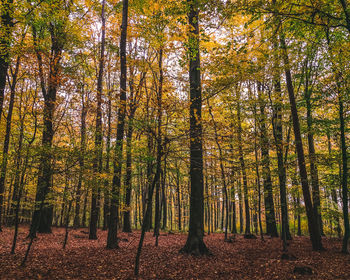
[0,0,14,124]
[279,26,323,251]
[89,0,106,240]
[107,0,129,249]
[180,0,209,255]
[257,83,278,237]
[29,2,69,237]
[0,53,21,231]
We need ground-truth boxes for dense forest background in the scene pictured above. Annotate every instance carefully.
[0,0,349,278]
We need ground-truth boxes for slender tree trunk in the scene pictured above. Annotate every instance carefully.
[82,189,88,228]
[0,55,20,230]
[280,30,323,250]
[0,0,13,124]
[122,113,133,232]
[102,87,111,230]
[328,133,341,238]
[208,99,229,240]
[8,99,24,227]
[271,31,292,241]
[153,48,164,242]
[339,94,349,253]
[89,0,106,240]
[236,91,250,235]
[74,89,87,228]
[122,82,137,232]
[229,150,237,234]
[304,59,324,236]
[134,141,162,275]
[176,168,181,231]
[253,104,264,241]
[107,0,128,249]
[257,84,278,237]
[11,105,36,253]
[161,159,167,230]
[238,174,243,234]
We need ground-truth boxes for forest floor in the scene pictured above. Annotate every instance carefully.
[0,227,349,279]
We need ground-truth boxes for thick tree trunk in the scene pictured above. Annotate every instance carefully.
[180,0,209,255]
[29,24,64,237]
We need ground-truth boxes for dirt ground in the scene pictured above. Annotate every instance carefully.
[0,227,349,279]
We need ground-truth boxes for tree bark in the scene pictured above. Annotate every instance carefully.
[0,0,13,123]
[304,56,324,236]
[257,84,278,237]
[89,0,106,240]
[29,23,65,237]
[279,30,323,250]
[107,0,128,249]
[0,55,20,230]
[271,30,292,241]
[236,91,250,235]
[74,87,87,228]
[180,0,209,255]
[339,94,349,253]
[208,99,229,240]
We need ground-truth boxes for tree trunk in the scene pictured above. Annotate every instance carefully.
[161,159,167,230]
[107,0,128,249]
[29,23,64,237]
[122,78,138,233]
[236,91,250,235]
[176,167,181,231]
[339,94,349,253]
[153,48,164,241]
[208,99,229,240]
[89,0,106,240]
[0,55,20,230]
[304,58,324,236]
[257,84,278,237]
[271,30,292,241]
[180,0,209,255]
[0,0,13,123]
[253,102,264,241]
[74,88,87,228]
[279,30,323,250]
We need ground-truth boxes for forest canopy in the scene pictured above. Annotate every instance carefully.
[0,0,349,278]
